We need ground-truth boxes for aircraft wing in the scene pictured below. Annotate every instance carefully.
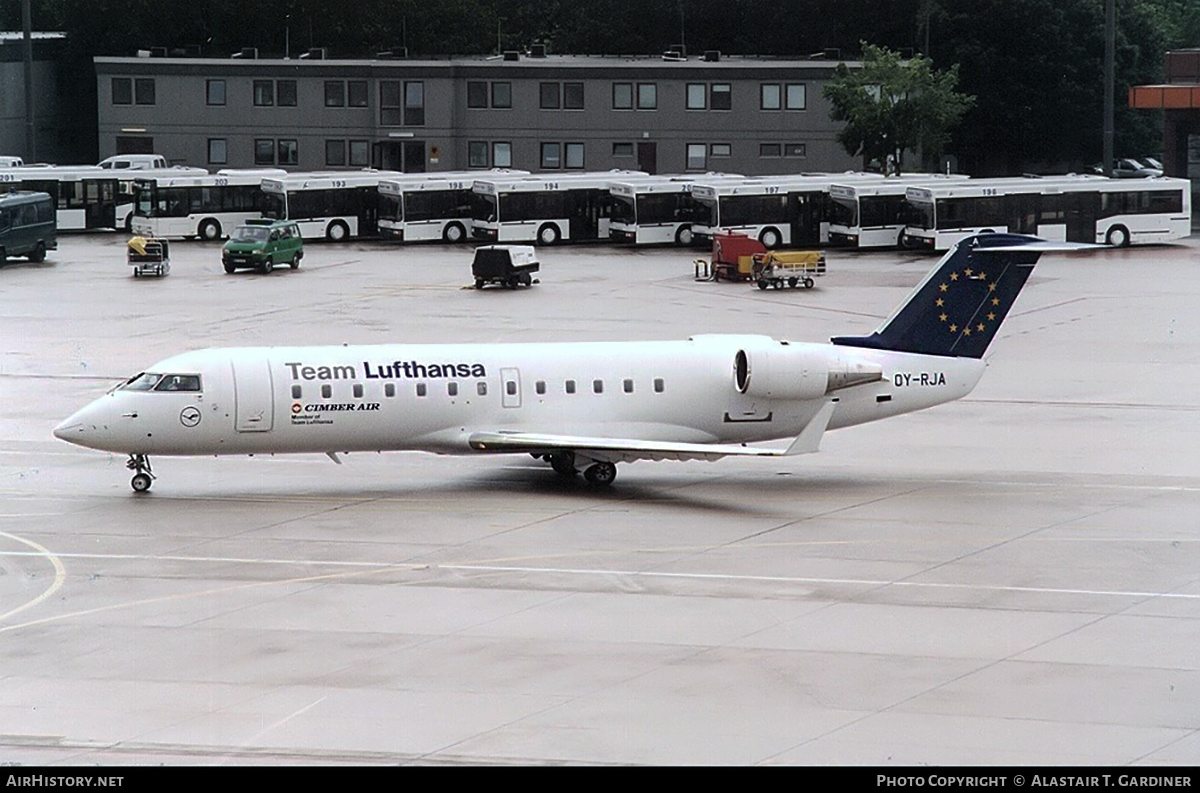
[467,402,837,462]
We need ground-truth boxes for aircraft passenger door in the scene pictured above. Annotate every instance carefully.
[500,368,521,409]
[231,359,275,432]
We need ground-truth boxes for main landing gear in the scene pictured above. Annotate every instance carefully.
[126,454,155,492]
[540,451,618,487]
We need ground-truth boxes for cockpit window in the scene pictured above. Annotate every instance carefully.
[121,372,162,391]
[154,374,202,392]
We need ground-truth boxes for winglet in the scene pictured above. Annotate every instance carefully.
[783,400,837,456]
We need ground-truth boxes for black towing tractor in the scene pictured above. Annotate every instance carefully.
[472,244,540,289]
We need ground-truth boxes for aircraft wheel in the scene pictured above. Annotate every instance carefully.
[131,473,153,493]
[584,462,617,487]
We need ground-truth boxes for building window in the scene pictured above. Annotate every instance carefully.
[565,142,585,169]
[468,141,488,168]
[326,139,346,166]
[711,143,731,158]
[686,83,706,110]
[325,80,345,107]
[380,81,401,125]
[637,83,657,110]
[541,142,561,169]
[254,139,275,165]
[612,142,634,157]
[785,143,807,158]
[349,140,369,167]
[135,78,156,105]
[491,82,512,108]
[710,83,731,111]
[348,80,368,108]
[253,80,274,106]
[760,143,782,157]
[612,82,633,110]
[761,84,781,110]
[206,79,226,106]
[493,142,512,168]
[540,82,560,109]
[278,139,298,165]
[112,77,132,105]
[786,84,807,110]
[277,80,297,106]
[686,143,706,170]
[208,138,228,165]
[404,81,425,125]
[563,82,584,109]
[467,81,488,108]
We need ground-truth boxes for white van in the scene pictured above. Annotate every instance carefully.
[98,154,168,170]
[0,156,25,168]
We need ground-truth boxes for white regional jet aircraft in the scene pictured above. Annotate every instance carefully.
[55,234,1068,492]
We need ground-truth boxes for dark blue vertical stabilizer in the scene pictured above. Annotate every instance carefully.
[831,234,1045,359]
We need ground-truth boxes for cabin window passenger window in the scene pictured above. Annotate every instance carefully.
[565,379,576,394]
[321,384,332,398]
[477,382,487,396]
[416,383,427,397]
[448,382,458,396]
[506,381,517,396]
[353,383,364,398]
[385,383,395,397]
[654,378,664,393]
[593,379,604,394]
[623,379,634,393]
[535,380,546,395]
[291,385,302,399]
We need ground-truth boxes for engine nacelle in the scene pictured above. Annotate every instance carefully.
[733,344,830,400]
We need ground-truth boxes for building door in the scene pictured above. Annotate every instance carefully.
[403,141,426,173]
[637,142,657,174]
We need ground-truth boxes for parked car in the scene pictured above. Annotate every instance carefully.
[221,218,303,274]
[0,191,56,264]
[1090,158,1163,178]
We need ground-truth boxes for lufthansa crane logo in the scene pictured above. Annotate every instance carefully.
[179,406,202,428]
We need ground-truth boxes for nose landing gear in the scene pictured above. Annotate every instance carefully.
[126,454,155,492]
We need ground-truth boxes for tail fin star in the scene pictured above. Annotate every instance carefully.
[832,233,1056,359]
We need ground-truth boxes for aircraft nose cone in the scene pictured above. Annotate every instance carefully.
[53,419,87,442]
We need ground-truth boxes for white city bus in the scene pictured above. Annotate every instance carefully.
[471,171,647,245]
[131,169,284,239]
[113,166,210,230]
[608,174,743,246]
[0,166,118,230]
[377,169,528,243]
[827,175,971,248]
[690,172,887,248]
[904,174,1193,250]
[261,170,403,240]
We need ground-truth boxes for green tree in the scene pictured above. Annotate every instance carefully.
[823,43,974,174]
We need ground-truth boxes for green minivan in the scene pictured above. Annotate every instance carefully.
[0,191,57,265]
[221,218,303,274]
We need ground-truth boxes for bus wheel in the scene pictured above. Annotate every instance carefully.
[198,219,221,241]
[537,224,560,246]
[675,225,694,246]
[759,227,781,249]
[443,222,466,243]
[326,221,349,242]
[1106,225,1130,247]
[30,242,46,263]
